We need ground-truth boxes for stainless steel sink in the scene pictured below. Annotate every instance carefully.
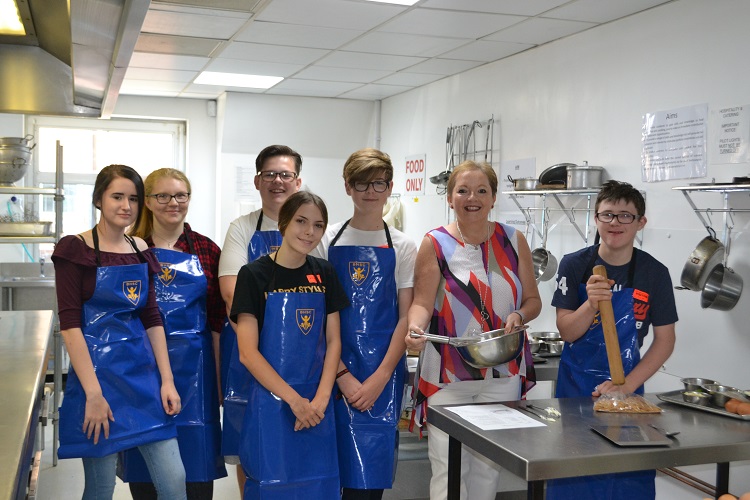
[0,276,55,287]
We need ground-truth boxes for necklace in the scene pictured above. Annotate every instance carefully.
[456,220,490,250]
[457,221,493,327]
[153,234,180,249]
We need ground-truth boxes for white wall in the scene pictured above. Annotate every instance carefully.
[379,0,750,495]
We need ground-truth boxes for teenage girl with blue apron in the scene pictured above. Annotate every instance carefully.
[119,229,227,491]
[221,212,282,457]
[548,248,654,500]
[328,220,406,497]
[54,163,185,500]
[230,192,348,499]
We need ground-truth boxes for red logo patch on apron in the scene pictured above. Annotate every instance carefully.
[349,261,370,286]
[158,263,176,286]
[123,280,142,306]
[296,308,315,335]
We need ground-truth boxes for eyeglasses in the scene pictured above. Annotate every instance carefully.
[352,180,389,193]
[149,193,190,204]
[257,171,298,182]
[595,212,640,224]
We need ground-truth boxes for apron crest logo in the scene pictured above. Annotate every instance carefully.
[158,263,176,286]
[349,261,370,286]
[296,309,315,335]
[123,280,142,306]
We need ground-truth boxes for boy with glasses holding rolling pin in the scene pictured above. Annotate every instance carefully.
[547,180,678,500]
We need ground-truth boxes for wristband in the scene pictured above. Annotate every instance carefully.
[336,368,349,379]
[510,309,526,324]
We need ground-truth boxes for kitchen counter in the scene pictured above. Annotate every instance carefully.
[429,394,750,499]
[0,310,54,500]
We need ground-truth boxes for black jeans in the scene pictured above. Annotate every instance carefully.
[341,488,384,500]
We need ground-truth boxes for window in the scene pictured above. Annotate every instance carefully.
[28,116,186,259]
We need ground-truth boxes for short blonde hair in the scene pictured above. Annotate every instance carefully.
[343,148,393,185]
[447,161,498,196]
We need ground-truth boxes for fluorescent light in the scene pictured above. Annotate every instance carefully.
[363,0,419,5]
[0,0,25,35]
[194,71,283,89]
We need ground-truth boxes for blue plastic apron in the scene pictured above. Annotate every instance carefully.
[328,220,405,489]
[549,249,654,500]
[222,212,282,456]
[58,232,176,459]
[240,261,339,499]
[119,231,227,481]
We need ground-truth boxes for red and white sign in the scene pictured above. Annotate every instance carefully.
[404,154,426,195]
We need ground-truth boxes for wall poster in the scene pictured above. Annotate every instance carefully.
[712,105,750,164]
[641,104,708,182]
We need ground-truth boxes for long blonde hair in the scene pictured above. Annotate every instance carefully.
[130,168,191,239]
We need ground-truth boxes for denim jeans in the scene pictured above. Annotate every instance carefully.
[81,438,186,499]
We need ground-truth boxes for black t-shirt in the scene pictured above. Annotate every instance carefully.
[230,254,350,331]
[551,245,678,346]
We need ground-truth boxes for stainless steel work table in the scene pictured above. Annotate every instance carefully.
[0,310,54,500]
[429,394,750,500]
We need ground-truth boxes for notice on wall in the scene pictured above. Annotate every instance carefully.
[712,105,750,164]
[403,154,426,196]
[235,165,259,201]
[641,104,707,182]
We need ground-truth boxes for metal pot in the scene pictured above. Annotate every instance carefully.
[507,175,538,191]
[700,264,743,311]
[0,145,33,165]
[0,159,29,184]
[680,232,724,291]
[531,247,558,282]
[566,163,604,189]
[411,325,528,368]
[0,135,34,147]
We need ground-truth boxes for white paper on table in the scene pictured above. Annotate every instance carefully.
[445,404,546,430]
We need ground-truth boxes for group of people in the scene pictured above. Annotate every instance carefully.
[53,142,677,500]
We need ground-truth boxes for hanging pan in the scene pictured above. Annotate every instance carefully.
[680,227,724,291]
[531,247,558,282]
[700,264,743,311]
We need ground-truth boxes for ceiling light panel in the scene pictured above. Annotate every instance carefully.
[195,71,283,88]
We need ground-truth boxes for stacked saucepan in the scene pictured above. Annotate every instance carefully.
[0,135,35,184]
[680,377,750,409]
[679,226,743,310]
[528,331,564,356]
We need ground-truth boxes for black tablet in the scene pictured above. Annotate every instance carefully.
[590,425,671,447]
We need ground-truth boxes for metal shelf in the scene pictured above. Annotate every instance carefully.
[672,184,750,264]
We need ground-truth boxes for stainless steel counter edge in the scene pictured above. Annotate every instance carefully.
[0,310,54,500]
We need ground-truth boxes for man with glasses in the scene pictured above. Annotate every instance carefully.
[547,180,677,500]
[217,145,302,496]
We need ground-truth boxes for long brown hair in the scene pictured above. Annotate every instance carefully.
[94,164,145,229]
[277,191,328,235]
[130,168,191,239]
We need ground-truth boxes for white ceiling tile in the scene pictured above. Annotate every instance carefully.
[440,40,534,62]
[124,67,198,83]
[339,83,412,100]
[153,0,262,12]
[379,9,524,38]
[128,52,209,71]
[134,34,224,57]
[485,17,596,45]
[344,32,468,57]
[542,0,673,24]
[219,42,328,65]
[207,58,304,77]
[256,0,406,30]
[235,21,363,49]
[294,66,392,84]
[147,2,252,18]
[421,0,570,16]
[178,90,225,99]
[405,58,484,75]
[267,79,362,97]
[374,72,445,86]
[185,83,267,94]
[142,9,249,39]
[316,51,426,71]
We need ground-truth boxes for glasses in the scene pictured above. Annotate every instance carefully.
[258,171,298,182]
[352,180,389,193]
[595,212,639,224]
[149,193,190,204]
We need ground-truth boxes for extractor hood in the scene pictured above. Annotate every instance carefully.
[0,0,149,118]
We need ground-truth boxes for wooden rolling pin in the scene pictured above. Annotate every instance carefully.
[592,265,625,385]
